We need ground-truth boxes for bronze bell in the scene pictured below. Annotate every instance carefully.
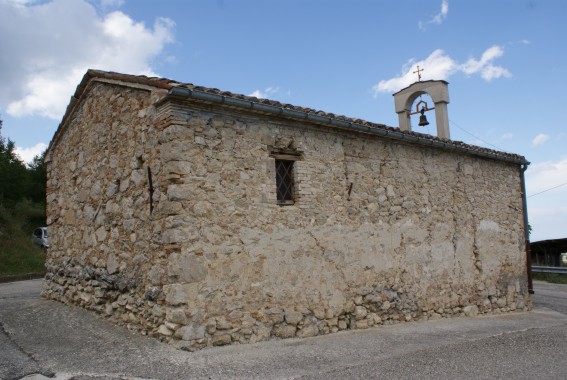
[418,108,429,126]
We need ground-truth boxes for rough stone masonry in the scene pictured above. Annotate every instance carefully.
[42,70,531,351]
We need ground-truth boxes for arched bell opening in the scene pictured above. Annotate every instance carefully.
[393,80,450,139]
[408,93,436,136]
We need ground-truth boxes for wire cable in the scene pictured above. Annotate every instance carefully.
[448,118,506,151]
[447,119,567,199]
[528,181,567,198]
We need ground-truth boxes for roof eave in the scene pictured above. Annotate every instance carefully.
[163,85,528,166]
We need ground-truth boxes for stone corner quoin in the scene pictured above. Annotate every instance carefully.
[42,71,531,352]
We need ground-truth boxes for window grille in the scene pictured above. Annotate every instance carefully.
[275,159,294,205]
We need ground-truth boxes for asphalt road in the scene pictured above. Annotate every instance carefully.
[1,280,567,380]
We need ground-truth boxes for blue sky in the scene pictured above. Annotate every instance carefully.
[1,0,566,242]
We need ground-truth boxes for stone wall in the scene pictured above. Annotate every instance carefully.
[43,79,531,351]
[43,79,165,330]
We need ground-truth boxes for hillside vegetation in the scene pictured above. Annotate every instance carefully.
[0,203,46,276]
[0,117,47,277]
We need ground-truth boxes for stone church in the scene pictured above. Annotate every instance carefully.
[43,69,532,351]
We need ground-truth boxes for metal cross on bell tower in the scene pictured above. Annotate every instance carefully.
[413,65,424,81]
[408,66,431,126]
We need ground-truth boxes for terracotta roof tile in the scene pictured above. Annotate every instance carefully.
[49,69,527,165]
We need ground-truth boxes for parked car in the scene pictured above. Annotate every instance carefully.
[32,227,49,252]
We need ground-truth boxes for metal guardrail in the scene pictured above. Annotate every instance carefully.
[531,265,567,274]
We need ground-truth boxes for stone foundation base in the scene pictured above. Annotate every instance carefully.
[42,268,532,352]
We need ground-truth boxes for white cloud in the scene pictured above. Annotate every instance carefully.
[373,49,456,94]
[461,46,511,81]
[500,132,514,140]
[418,0,449,31]
[526,157,567,240]
[248,90,264,98]
[3,0,37,5]
[14,142,48,164]
[248,86,280,99]
[480,65,512,81]
[100,0,124,7]
[461,46,500,73]
[526,158,567,195]
[434,0,449,24]
[0,0,175,120]
[529,205,567,241]
[373,45,511,94]
[532,133,550,147]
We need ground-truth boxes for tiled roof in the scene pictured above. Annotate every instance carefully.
[50,69,528,165]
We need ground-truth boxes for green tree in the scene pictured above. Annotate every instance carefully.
[0,116,47,277]
[28,150,47,205]
[0,118,30,207]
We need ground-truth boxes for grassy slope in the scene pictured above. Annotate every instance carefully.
[0,203,46,277]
